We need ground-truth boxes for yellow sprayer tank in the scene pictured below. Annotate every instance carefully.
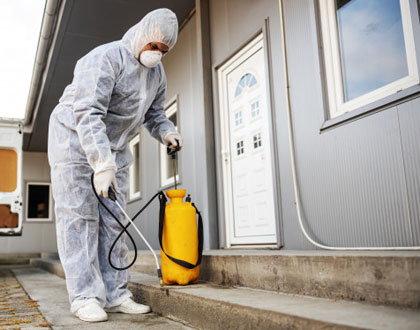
[160,189,202,285]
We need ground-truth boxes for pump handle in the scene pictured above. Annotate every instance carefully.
[166,140,180,156]
[108,186,117,202]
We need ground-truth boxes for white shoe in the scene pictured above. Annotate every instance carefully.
[106,298,151,314]
[75,302,108,322]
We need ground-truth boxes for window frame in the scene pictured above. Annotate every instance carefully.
[25,181,53,222]
[319,0,419,120]
[159,99,181,189]
[128,134,141,201]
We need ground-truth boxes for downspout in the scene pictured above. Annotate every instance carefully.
[278,0,420,250]
[23,0,61,130]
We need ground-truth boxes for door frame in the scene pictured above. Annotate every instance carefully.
[214,23,283,248]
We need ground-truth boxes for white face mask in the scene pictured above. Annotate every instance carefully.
[140,50,162,68]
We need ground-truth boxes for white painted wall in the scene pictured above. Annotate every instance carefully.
[0,151,57,253]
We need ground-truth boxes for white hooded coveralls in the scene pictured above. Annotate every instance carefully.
[48,8,178,313]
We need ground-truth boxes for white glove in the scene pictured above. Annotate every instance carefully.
[93,169,120,198]
[164,132,183,150]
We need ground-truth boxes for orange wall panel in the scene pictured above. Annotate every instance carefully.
[0,149,17,192]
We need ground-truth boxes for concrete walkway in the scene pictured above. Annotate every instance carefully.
[11,267,193,330]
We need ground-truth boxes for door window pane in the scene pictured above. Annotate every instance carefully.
[336,0,408,101]
[253,133,262,149]
[235,73,258,97]
[236,140,244,156]
[234,111,243,126]
[251,100,260,118]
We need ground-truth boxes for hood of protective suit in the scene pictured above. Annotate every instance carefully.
[122,8,178,60]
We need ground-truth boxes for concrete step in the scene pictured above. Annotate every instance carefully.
[131,250,420,309]
[30,257,65,278]
[29,257,420,330]
[0,252,41,265]
[40,251,59,259]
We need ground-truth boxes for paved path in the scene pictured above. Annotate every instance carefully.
[0,267,51,329]
[9,267,193,330]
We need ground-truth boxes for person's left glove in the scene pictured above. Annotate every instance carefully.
[164,132,183,150]
[94,169,120,199]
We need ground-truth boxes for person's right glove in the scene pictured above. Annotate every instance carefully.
[94,169,120,198]
[164,132,183,150]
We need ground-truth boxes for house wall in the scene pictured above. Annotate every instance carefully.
[279,0,420,249]
[126,12,219,250]
[0,151,57,253]
[209,0,420,249]
[16,0,417,254]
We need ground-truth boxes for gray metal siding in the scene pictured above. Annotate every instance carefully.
[209,0,420,249]
[281,0,420,248]
[397,98,420,245]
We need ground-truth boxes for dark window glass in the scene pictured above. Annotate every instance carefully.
[166,110,178,182]
[166,153,178,180]
[28,184,49,219]
[169,112,177,126]
[133,143,140,193]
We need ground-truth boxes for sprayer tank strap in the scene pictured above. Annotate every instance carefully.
[158,193,204,269]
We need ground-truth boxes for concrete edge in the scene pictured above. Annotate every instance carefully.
[30,258,65,279]
[132,252,420,309]
[128,281,360,330]
[27,258,420,330]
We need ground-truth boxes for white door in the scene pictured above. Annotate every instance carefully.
[217,34,277,245]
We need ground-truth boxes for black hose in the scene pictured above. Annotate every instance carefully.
[90,173,163,271]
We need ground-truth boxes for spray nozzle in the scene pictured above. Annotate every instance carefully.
[157,268,164,287]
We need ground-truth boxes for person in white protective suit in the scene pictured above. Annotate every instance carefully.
[48,8,182,322]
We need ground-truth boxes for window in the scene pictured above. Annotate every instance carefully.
[236,140,244,156]
[319,0,419,118]
[253,133,262,149]
[251,100,261,118]
[234,111,243,126]
[129,134,141,200]
[26,182,52,222]
[234,73,258,97]
[160,101,180,187]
